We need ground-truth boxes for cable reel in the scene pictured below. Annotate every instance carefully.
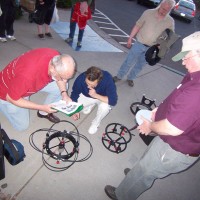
[102,123,132,154]
[44,130,79,161]
[29,120,93,172]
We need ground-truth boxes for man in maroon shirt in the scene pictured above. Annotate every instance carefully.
[0,48,76,131]
[105,32,200,200]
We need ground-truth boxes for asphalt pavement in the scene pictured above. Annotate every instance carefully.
[0,8,199,200]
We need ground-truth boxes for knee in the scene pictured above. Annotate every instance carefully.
[99,103,111,112]
[13,117,30,131]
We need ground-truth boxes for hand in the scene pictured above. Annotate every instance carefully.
[151,107,158,121]
[137,116,152,135]
[63,96,72,104]
[42,104,57,114]
[80,1,88,15]
[88,87,97,98]
[72,113,80,121]
[127,38,132,48]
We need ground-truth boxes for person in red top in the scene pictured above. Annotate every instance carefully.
[71,2,91,30]
[65,0,93,48]
[0,48,76,131]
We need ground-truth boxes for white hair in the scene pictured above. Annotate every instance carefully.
[51,54,76,73]
[158,0,176,10]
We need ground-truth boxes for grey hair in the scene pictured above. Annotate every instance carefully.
[158,0,176,10]
[51,54,76,73]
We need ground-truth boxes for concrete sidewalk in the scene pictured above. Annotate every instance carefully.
[0,8,199,200]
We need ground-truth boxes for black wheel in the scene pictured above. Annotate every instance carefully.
[130,102,152,116]
[105,123,132,144]
[102,123,132,153]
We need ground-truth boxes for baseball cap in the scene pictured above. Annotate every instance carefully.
[172,32,200,62]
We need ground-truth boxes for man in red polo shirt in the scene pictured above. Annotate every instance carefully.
[0,48,76,131]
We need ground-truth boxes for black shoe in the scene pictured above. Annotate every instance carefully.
[77,41,82,47]
[124,168,131,175]
[45,32,53,38]
[127,80,134,87]
[38,34,45,39]
[113,76,121,82]
[37,111,60,123]
[104,185,118,200]
[65,37,73,43]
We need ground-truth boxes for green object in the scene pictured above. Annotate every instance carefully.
[67,104,83,117]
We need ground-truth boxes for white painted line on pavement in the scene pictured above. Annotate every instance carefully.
[109,34,129,37]
[94,21,113,25]
[99,27,119,30]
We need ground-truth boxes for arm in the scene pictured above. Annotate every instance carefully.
[137,116,183,136]
[127,25,141,48]
[70,75,83,102]
[6,94,56,114]
[89,87,108,104]
[56,80,72,103]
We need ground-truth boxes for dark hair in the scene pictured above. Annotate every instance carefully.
[85,66,103,82]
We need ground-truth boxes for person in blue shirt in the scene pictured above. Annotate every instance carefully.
[71,66,117,134]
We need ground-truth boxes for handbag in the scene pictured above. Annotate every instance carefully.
[51,5,59,23]
[0,124,26,180]
[145,45,161,66]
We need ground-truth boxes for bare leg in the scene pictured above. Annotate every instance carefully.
[45,24,50,33]
[37,25,43,34]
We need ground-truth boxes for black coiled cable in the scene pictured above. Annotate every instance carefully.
[29,120,93,172]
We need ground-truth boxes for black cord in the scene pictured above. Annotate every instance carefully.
[29,120,93,172]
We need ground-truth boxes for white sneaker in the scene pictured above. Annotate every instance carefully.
[7,35,16,41]
[0,37,7,42]
[88,124,98,134]
[82,105,94,115]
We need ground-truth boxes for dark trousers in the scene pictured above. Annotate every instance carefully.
[0,6,15,37]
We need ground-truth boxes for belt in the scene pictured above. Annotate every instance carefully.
[187,153,200,157]
[143,44,150,47]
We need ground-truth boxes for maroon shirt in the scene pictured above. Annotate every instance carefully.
[156,71,200,155]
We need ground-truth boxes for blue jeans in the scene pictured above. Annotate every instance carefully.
[117,41,148,81]
[0,81,66,131]
[116,137,199,200]
[69,8,84,42]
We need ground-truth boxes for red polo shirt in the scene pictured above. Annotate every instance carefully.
[0,48,60,101]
